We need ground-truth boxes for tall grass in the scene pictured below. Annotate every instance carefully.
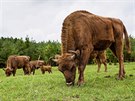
[0,62,135,101]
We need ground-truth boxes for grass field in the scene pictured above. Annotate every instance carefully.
[0,62,135,101]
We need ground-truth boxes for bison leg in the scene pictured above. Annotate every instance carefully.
[33,69,35,75]
[50,70,52,73]
[77,47,92,86]
[23,67,28,75]
[12,70,16,76]
[42,70,45,74]
[27,66,31,75]
[103,61,107,72]
[48,70,52,73]
[96,58,101,72]
[23,68,26,75]
[109,39,125,79]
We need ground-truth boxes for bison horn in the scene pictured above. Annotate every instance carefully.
[70,54,75,60]
[68,50,80,57]
[52,59,58,62]
[10,68,13,72]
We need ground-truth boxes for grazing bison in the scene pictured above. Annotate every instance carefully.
[30,60,46,75]
[4,55,31,76]
[90,51,107,72]
[40,65,52,74]
[53,10,131,86]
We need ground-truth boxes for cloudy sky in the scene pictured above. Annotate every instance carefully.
[0,0,135,42]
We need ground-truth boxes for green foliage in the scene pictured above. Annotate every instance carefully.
[37,41,61,62]
[0,63,135,101]
[106,49,118,64]
[0,37,60,67]
[129,35,135,61]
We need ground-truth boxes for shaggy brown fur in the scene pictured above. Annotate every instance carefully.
[54,10,131,86]
[4,55,31,76]
[61,10,114,54]
[40,65,52,74]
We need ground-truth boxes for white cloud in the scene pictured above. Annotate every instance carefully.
[0,0,135,42]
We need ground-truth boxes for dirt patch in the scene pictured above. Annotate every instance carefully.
[104,75,111,78]
[129,74,133,77]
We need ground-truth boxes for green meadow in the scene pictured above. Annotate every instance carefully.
[0,62,135,101]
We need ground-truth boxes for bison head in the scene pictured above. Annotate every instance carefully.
[3,68,13,77]
[53,50,80,86]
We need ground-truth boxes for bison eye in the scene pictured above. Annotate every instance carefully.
[58,68,62,72]
[58,65,67,72]
[58,67,64,72]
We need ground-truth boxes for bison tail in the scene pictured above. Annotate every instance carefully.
[123,24,131,54]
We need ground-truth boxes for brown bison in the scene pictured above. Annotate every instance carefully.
[40,65,52,74]
[53,10,131,86]
[4,55,31,76]
[90,51,107,72]
[30,60,46,75]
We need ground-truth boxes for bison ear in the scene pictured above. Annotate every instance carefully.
[55,54,61,59]
[52,54,61,63]
[10,68,13,72]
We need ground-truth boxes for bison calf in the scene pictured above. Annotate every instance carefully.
[40,65,52,74]
[90,51,107,72]
[30,60,46,75]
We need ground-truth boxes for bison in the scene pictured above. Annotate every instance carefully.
[4,55,31,76]
[30,60,46,75]
[53,10,131,86]
[90,51,107,72]
[40,65,52,74]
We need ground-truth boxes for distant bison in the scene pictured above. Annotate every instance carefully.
[30,60,46,75]
[53,10,131,86]
[4,55,31,76]
[90,51,107,72]
[40,65,52,74]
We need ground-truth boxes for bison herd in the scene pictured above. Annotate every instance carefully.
[3,55,52,76]
[3,10,131,86]
[3,52,103,77]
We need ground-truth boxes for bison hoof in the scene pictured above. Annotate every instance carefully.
[116,73,126,80]
[116,76,124,80]
[77,81,85,86]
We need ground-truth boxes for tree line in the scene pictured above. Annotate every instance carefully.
[0,36,60,67]
[0,35,135,68]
